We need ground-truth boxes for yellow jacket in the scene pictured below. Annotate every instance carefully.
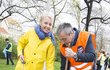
[15,28,55,70]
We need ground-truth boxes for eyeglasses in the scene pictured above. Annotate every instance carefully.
[59,34,70,42]
[60,38,68,42]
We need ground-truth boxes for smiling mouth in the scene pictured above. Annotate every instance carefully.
[44,27,50,30]
[45,28,50,31]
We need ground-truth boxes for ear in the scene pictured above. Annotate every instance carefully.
[39,21,42,26]
[39,23,41,26]
[69,33,74,40]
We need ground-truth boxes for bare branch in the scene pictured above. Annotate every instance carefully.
[15,12,33,21]
[52,0,56,28]
[84,0,89,7]
[90,17,103,21]
[104,0,110,4]
[94,0,102,3]
[0,14,11,20]
[56,0,67,16]
[0,4,43,21]
[15,5,43,9]
[21,20,35,24]
[74,0,81,11]
[95,0,110,4]
[54,0,63,6]
[0,5,43,16]
[0,5,14,16]
[81,17,86,25]
[0,0,2,7]
[80,7,88,11]
[37,0,47,3]
[89,17,110,24]
[27,8,38,24]
[1,10,35,21]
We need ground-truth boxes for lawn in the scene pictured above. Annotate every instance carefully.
[0,59,60,70]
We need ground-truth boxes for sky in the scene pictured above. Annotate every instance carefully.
[56,13,78,28]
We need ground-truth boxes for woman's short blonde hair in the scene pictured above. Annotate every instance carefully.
[39,11,54,23]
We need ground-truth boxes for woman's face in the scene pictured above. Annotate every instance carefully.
[40,16,52,33]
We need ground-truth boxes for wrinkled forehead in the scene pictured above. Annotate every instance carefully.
[59,31,68,37]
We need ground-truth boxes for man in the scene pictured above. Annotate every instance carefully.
[5,38,14,65]
[56,23,96,70]
[104,53,109,70]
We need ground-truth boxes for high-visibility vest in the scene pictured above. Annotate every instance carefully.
[60,31,96,70]
[7,43,12,52]
[91,34,96,50]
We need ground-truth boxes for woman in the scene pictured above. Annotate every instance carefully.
[15,14,55,70]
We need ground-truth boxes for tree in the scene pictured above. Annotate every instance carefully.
[81,0,110,31]
[0,0,47,23]
[51,0,67,28]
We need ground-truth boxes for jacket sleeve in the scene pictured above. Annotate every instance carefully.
[17,31,29,57]
[60,53,70,70]
[76,35,96,62]
[46,44,55,70]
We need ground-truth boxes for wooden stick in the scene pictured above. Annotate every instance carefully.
[65,44,71,70]
[65,58,68,70]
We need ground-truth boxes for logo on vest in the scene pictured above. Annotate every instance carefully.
[77,46,84,53]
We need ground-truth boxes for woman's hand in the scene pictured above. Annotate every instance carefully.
[20,55,25,64]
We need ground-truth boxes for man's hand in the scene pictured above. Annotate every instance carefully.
[65,48,76,58]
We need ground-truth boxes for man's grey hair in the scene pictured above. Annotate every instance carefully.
[56,23,73,35]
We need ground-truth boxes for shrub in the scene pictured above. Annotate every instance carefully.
[55,35,61,62]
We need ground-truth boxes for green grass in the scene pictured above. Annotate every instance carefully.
[0,59,17,70]
[54,61,60,70]
[0,59,60,70]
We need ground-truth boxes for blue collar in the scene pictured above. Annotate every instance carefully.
[71,29,79,46]
[34,25,50,40]
[34,25,56,46]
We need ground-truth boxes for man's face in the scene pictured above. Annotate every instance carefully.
[40,16,52,34]
[59,32,72,46]
[6,41,9,44]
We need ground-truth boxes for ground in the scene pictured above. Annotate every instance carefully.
[0,59,60,70]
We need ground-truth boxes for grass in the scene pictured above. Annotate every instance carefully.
[54,61,60,70]
[0,59,17,70]
[0,59,60,70]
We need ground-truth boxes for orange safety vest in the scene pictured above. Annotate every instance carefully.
[60,31,95,70]
[91,34,96,50]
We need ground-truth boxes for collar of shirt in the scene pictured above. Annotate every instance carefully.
[71,30,79,47]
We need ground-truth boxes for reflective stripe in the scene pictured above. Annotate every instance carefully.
[70,67,76,70]
[83,65,92,70]
[70,65,92,70]
[75,63,88,68]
